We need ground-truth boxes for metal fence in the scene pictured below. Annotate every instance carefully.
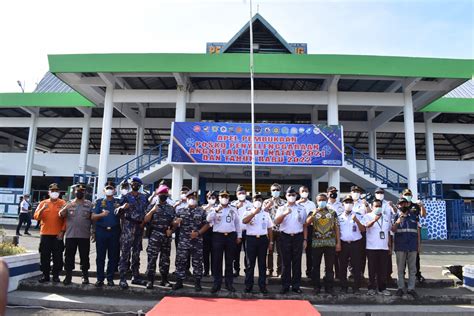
[446,199,474,240]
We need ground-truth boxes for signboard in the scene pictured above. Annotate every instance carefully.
[171,122,343,167]
[206,42,226,54]
[0,188,23,216]
[289,43,307,54]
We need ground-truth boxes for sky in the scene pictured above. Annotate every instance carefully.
[0,0,472,92]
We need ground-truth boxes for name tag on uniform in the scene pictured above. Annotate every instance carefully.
[261,219,266,230]
[226,214,232,223]
[352,225,357,232]
[379,231,385,239]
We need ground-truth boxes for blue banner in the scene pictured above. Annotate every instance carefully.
[171,122,344,167]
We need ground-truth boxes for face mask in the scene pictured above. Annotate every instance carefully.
[404,195,412,202]
[374,207,383,216]
[105,189,114,196]
[207,198,216,205]
[180,193,187,200]
[271,190,280,198]
[344,203,353,212]
[253,201,262,209]
[400,206,409,213]
[120,189,129,196]
[286,196,296,203]
[188,199,197,206]
[49,192,59,199]
[375,193,384,200]
[219,197,229,205]
[318,201,327,208]
[351,192,361,200]
[159,195,168,203]
[237,194,246,201]
[75,191,84,199]
[329,192,338,199]
[300,192,309,199]
[131,185,140,192]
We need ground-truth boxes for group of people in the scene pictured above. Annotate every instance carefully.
[32,178,426,297]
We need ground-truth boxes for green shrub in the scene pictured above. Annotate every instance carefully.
[0,242,27,256]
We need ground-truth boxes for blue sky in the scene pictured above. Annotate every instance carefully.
[0,0,472,92]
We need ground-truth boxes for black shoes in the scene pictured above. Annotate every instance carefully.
[260,287,268,294]
[172,280,184,291]
[280,287,290,294]
[160,274,171,287]
[211,285,220,293]
[82,273,89,285]
[416,275,426,283]
[63,272,72,285]
[131,276,147,286]
[292,288,303,294]
[395,289,404,297]
[24,232,31,236]
[244,287,252,293]
[146,279,154,289]
[52,275,60,283]
[225,284,236,292]
[119,279,129,289]
[38,275,50,283]
[95,280,104,287]
[407,289,419,299]
[107,280,115,286]
[195,279,202,292]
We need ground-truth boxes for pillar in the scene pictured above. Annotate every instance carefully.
[78,113,91,174]
[368,109,377,159]
[424,113,436,181]
[171,85,187,200]
[327,82,340,191]
[97,86,114,198]
[311,105,318,124]
[195,104,201,121]
[135,106,145,155]
[23,113,38,195]
[403,89,418,200]
[311,174,320,196]
[191,174,199,191]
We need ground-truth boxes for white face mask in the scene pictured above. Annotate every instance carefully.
[253,201,262,209]
[120,189,129,196]
[188,199,197,206]
[300,192,309,199]
[375,193,384,200]
[219,197,229,205]
[207,198,216,205]
[286,196,296,203]
[344,203,353,212]
[351,192,361,200]
[49,191,59,199]
[237,193,246,201]
[180,193,187,200]
[404,195,412,202]
[271,190,280,198]
[105,189,114,196]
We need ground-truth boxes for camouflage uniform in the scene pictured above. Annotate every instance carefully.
[175,205,208,280]
[145,203,175,280]
[116,192,149,279]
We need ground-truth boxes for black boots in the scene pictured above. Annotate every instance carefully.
[82,272,89,285]
[160,274,171,287]
[131,276,147,286]
[172,279,184,290]
[38,274,50,283]
[63,272,72,285]
[146,276,154,289]
[195,279,202,292]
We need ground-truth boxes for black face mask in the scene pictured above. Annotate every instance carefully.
[158,195,168,203]
[400,206,409,213]
[75,191,84,199]
[131,185,140,192]
[329,192,337,199]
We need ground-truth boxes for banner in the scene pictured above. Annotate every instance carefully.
[171,122,344,167]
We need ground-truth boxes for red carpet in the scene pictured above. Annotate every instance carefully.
[147,297,320,316]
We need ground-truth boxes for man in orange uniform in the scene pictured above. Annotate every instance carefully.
[33,183,66,283]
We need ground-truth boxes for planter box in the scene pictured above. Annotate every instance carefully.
[2,251,41,292]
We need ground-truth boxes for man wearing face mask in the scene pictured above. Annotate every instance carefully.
[326,186,343,279]
[350,185,369,280]
[202,191,218,277]
[59,183,93,285]
[363,199,392,296]
[172,191,210,291]
[307,193,341,295]
[115,176,149,289]
[264,183,285,277]
[119,180,130,198]
[242,194,273,294]
[91,181,121,287]
[275,186,308,294]
[173,186,191,275]
[149,180,173,206]
[337,195,365,294]
[231,184,252,277]
[34,183,66,283]
[143,184,175,289]
[401,188,426,284]
[296,186,316,279]
[207,190,242,293]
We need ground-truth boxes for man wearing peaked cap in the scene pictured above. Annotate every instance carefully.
[202,191,218,277]
[264,183,285,277]
[173,186,191,275]
[231,184,252,277]
[350,185,369,281]
[296,185,316,279]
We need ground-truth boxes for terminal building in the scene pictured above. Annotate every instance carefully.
[0,14,473,239]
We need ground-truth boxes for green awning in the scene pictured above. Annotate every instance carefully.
[0,92,94,108]
[421,97,474,113]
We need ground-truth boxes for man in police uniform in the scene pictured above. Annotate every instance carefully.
[296,185,316,278]
[172,191,210,291]
[231,184,253,277]
[264,183,286,277]
[173,186,190,274]
[115,176,149,289]
[338,195,365,294]
[274,186,308,294]
[59,183,93,285]
[326,186,343,278]
[92,181,120,287]
[202,191,218,277]
[143,184,175,289]
[207,190,242,293]
[350,185,369,279]
[242,194,273,294]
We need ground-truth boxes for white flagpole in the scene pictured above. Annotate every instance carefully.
[249,0,256,196]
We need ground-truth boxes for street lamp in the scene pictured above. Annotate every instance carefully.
[17,80,25,93]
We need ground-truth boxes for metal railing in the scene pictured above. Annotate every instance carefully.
[418,180,443,200]
[344,144,408,192]
[108,142,169,185]
[446,200,474,240]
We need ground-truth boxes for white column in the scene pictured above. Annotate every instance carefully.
[327,83,340,191]
[311,174,320,195]
[78,113,91,174]
[191,175,199,191]
[368,109,377,159]
[135,106,145,155]
[424,113,436,181]
[97,87,114,198]
[171,85,187,200]
[23,113,38,194]
[403,89,418,200]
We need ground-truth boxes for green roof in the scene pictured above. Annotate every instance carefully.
[48,53,473,79]
[0,92,94,108]
[421,97,474,113]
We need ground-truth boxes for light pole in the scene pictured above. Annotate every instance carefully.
[249,0,256,196]
[17,80,25,93]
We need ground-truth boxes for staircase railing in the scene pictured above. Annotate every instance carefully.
[344,144,408,192]
[108,142,169,184]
